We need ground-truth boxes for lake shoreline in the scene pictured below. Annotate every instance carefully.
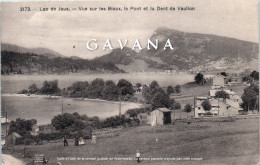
[1,93,143,106]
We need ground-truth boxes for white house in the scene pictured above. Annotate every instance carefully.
[212,74,228,89]
[194,97,243,118]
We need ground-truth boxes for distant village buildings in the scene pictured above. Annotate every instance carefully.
[194,74,244,118]
[194,97,243,118]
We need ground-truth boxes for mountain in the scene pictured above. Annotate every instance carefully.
[1,46,124,74]
[1,43,64,58]
[94,48,175,72]
[93,28,258,73]
[93,47,137,65]
[140,28,258,71]
[2,28,258,74]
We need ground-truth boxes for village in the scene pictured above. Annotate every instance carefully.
[1,70,259,165]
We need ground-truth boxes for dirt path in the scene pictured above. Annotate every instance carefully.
[2,154,25,165]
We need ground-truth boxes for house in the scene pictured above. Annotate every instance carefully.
[212,74,228,89]
[194,97,243,118]
[149,108,172,126]
[209,89,242,103]
[5,132,22,146]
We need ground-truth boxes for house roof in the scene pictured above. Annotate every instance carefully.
[226,99,243,110]
[196,97,209,100]
[157,108,172,113]
[215,74,226,78]
[209,99,219,107]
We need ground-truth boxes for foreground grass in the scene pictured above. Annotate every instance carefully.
[4,118,259,165]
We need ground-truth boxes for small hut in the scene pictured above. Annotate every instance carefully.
[6,132,22,146]
[149,108,172,126]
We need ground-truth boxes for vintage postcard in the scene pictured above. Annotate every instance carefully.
[1,0,259,164]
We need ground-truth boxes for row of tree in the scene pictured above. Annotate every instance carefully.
[65,78,135,101]
[19,80,60,95]
[19,78,136,102]
[166,85,181,95]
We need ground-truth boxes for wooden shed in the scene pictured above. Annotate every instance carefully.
[149,108,172,126]
[6,132,22,146]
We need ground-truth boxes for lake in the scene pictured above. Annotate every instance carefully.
[1,73,195,125]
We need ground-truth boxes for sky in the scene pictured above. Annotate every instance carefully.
[1,0,259,59]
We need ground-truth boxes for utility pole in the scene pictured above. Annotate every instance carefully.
[119,89,122,116]
[119,90,122,117]
[61,93,64,115]
[194,96,196,117]
[218,98,220,117]
[5,105,8,137]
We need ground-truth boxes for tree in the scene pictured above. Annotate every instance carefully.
[135,83,142,92]
[215,90,230,102]
[51,113,77,130]
[150,81,159,90]
[126,109,138,118]
[175,85,181,93]
[117,79,134,96]
[169,99,181,110]
[68,81,89,97]
[151,92,171,110]
[174,102,181,110]
[169,98,176,109]
[102,80,119,100]
[9,118,37,136]
[167,86,174,95]
[201,100,211,111]
[28,84,38,94]
[220,72,227,77]
[195,73,204,84]
[142,85,152,103]
[241,84,259,111]
[184,104,192,117]
[87,78,105,98]
[40,80,60,95]
[250,71,259,80]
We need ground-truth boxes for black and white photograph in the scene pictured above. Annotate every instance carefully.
[0,0,259,164]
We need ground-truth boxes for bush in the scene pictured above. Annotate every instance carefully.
[126,107,151,118]
[173,102,181,109]
[23,138,34,145]
[100,115,132,128]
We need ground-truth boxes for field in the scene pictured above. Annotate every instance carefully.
[5,118,259,165]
